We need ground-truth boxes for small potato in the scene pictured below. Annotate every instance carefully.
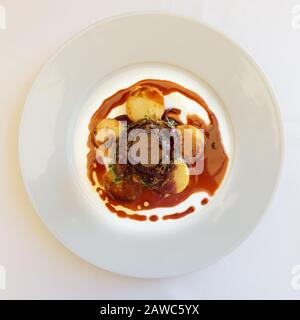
[172,161,190,193]
[95,119,123,144]
[126,85,165,122]
[176,124,204,163]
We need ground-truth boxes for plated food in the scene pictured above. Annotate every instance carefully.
[20,13,283,277]
[87,79,229,221]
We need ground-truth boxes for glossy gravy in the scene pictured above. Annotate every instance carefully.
[87,79,228,221]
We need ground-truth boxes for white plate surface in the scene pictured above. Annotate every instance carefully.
[19,12,283,278]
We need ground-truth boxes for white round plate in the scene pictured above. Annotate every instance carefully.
[19,12,283,278]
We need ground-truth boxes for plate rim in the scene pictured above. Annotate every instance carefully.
[19,11,284,278]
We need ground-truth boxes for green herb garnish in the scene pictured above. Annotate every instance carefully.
[140,179,154,188]
[166,117,176,127]
[108,164,121,184]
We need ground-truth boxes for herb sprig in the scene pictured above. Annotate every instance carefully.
[108,164,121,184]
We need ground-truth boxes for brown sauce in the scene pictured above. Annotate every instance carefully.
[149,215,159,222]
[201,197,209,205]
[162,206,195,220]
[87,79,228,221]
[105,203,147,221]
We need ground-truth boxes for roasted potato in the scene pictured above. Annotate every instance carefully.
[126,85,165,122]
[95,119,123,144]
[171,161,190,194]
[176,124,204,163]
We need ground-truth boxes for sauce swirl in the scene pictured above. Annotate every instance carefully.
[87,79,228,221]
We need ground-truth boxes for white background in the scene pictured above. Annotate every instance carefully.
[0,0,299,299]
